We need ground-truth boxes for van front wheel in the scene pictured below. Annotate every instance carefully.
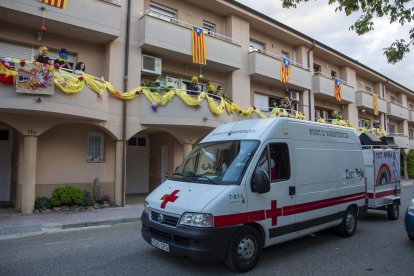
[387,201,399,220]
[337,208,357,237]
[224,225,262,273]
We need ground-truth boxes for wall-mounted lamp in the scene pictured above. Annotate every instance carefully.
[36,97,42,103]
[202,116,208,121]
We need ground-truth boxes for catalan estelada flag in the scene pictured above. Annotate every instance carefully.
[373,94,379,116]
[280,57,291,84]
[40,0,67,9]
[192,26,206,65]
[334,78,342,101]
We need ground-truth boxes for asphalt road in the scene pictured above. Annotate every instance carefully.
[1,184,413,276]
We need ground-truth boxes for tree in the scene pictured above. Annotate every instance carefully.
[281,0,414,64]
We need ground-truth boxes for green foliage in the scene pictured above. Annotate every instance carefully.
[51,185,84,207]
[34,196,52,211]
[83,190,95,206]
[281,0,414,63]
[407,149,414,178]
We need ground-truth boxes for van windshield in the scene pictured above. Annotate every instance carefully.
[173,140,259,185]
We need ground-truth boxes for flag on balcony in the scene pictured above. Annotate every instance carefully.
[39,0,67,9]
[334,78,342,101]
[373,94,379,116]
[192,26,206,65]
[280,57,291,84]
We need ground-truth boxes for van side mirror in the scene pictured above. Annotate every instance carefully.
[251,169,270,194]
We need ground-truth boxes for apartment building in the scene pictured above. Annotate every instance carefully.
[0,0,413,213]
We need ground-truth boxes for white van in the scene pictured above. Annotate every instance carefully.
[141,117,367,272]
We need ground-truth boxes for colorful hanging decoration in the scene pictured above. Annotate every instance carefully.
[15,61,54,95]
[191,26,206,65]
[0,59,17,84]
[373,94,379,116]
[280,57,291,84]
[40,0,67,10]
[334,78,342,101]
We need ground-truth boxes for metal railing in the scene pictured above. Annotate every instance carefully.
[248,48,310,71]
[313,71,354,88]
[140,10,241,46]
[356,90,386,100]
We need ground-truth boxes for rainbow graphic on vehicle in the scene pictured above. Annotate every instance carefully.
[376,163,392,186]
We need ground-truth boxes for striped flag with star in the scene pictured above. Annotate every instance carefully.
[192,26,206,65]
[334,78,342,101]
[280,57,291,84]
[40,0,67,9]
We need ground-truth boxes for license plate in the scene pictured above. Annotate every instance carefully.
[151,238,169,252]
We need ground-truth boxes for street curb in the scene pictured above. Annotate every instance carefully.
[59,217,141,229]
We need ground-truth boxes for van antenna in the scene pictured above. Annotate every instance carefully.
[228,114,242,136]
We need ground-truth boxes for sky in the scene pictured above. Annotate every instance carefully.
[236,0,414,91]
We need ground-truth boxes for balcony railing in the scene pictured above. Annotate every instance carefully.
[248,48,309,70]
[312,73,355,103]
[248,50,312,90]
[387,102,409,120]
[140,10,241,45]
[355,90,387,114]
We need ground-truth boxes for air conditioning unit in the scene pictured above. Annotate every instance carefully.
[141,54,162,75]
[289,91,300,102]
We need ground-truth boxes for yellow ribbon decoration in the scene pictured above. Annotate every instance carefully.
[175,89,205,106]
[54,70,85,94]
[0,62,18,77]
[84,73,106,94]
[206,95,225,115]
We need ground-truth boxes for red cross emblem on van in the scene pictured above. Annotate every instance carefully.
[160,190,180,209]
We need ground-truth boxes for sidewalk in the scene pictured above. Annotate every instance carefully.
[0,196,145,240]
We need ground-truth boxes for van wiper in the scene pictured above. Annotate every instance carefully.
[182,172,217,184]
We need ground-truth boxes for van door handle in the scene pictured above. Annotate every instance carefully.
[289,186,296,196]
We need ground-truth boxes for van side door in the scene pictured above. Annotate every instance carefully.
[247,142,296,246]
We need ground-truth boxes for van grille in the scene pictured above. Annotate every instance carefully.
[150,210,180,227]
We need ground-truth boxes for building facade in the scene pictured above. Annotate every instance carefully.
[0,0,413,213]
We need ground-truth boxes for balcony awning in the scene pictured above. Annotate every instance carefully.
[359,133,383,145]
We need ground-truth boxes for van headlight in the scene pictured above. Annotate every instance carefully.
[408,198,414,214]
[179,212,213,227]
[143,201,150,214]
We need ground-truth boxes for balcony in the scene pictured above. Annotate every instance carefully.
[138,92,236,128]
[312,73,355,103]
[248,50,312,90]
[409,110,414,122]
[355,91,387,114]
[390,134,409,149]
[409,138,414,149]
[0,82,112,122]
[387,102,409,120]
[0,0,120,42]
[138,12,242,72]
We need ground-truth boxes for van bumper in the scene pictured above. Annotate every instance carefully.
[141,212,239,262]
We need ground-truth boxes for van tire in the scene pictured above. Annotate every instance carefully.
[337,208,357,237]
[224,225,262,272]
[387,201,399,220]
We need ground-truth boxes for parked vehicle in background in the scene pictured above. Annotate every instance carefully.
[405,198,414,240]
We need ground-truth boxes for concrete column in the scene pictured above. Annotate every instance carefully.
[114,140,124,206]
[183,143,193,159]
[225,15,251,109]
[345,103,358,128]
[20,136,37,214]
[404,155,408,179]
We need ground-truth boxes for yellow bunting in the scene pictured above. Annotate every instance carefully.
[175,89,205,106]
[54,70,85,94]
[84,73,106,94]
[206,95,225,115]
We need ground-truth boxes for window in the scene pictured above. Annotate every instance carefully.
[88,133,104,162]
[249,40,265,52]
[390,96,396,102]
[315,107,334,120]
[359,118,370,128]
[0,40,76,63]
[281,50,290,60]
[388,124,395,135]
[409,104,413,110]
[254,93,270,111]
[255,143,290,182]
[128,136,147,146]
[149,3,176,21]
[365,86,372,93]
[313,63,321,74]
[331,70,337,78]
[203,21,216,36]
[409,129,414,139]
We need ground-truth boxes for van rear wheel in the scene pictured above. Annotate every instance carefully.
[387,201,399,220]
[224,225,262,273]
[337,208,357,237]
